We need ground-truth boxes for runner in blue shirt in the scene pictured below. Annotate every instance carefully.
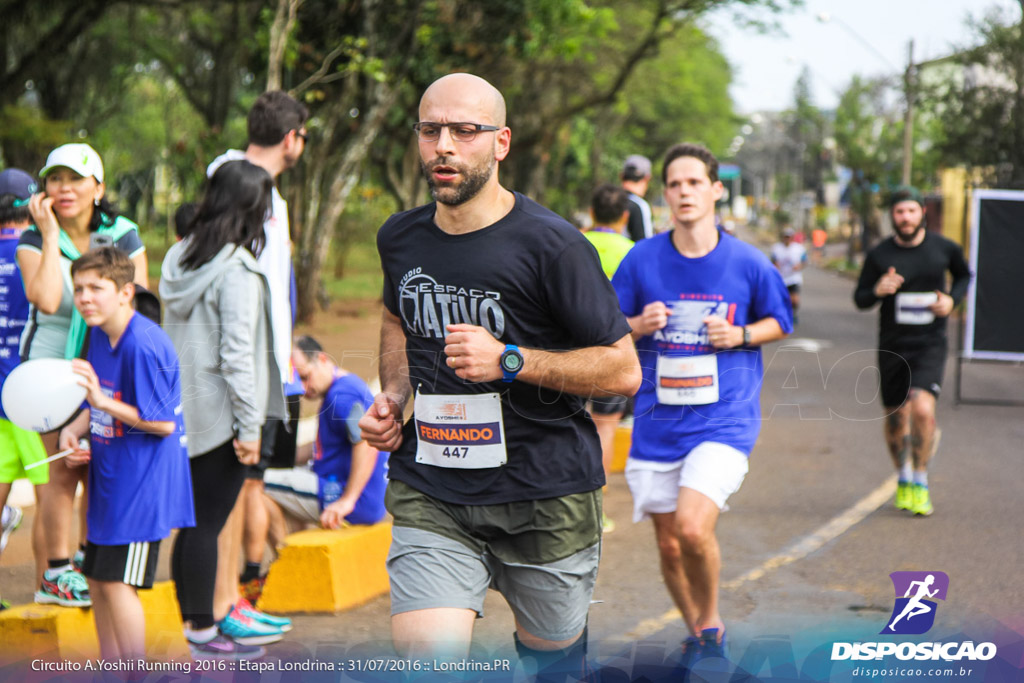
[612,143,792,663]
[58,247,194,660]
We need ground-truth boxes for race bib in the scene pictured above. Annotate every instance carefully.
[414,392,507,469]
[896,292,938,325]
[656,354,719,405]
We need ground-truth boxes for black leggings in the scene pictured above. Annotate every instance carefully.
[171,439,246,630]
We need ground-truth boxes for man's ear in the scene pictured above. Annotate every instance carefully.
[494,127,512,162]
[712,180,725,201]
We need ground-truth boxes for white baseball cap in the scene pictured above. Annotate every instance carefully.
[39,143,104,184]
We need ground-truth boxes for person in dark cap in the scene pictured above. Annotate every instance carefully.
[621,154,654,241]
[854,186,971,517]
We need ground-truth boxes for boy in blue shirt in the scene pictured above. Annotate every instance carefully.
[59,247,194,659]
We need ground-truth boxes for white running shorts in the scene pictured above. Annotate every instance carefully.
[625,441,749,521]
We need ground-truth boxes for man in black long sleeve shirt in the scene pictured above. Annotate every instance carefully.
[854,186,971,517]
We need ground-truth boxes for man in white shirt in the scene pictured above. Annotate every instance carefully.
[770,227,808,325]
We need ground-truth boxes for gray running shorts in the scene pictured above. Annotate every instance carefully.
[385,480,602,642]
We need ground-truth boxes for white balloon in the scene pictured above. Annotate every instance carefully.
[1,359,87,433]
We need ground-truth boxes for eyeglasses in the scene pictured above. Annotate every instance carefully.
[413,122,501,142]
[295,130,308,143]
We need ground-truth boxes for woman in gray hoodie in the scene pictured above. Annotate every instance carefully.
[159,160,285,657]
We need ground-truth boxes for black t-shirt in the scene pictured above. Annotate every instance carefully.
[626,194,647,242]
[378,192,632,505]
[854,232,971,349]
[622,192,647,242]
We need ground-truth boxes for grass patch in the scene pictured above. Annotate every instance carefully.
[139,225,383,304]
[325,241,383,301]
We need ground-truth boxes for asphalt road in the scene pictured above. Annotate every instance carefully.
[2,249,1022,681]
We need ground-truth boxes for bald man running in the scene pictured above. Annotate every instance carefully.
[360,73,641,679]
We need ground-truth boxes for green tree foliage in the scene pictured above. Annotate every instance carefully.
[0,2,244,203]
[0,1,111,113]
[297,0,777,318]
[929,4,1024,188]
[2,0,798,322]
[833,75,902,250]
[788,68,827,196]
[561,21,737,214]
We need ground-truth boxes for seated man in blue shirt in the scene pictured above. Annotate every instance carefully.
[261,336,387,553]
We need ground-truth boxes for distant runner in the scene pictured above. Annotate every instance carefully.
[854,186,971,517]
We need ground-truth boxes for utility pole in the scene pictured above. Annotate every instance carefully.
[901,39,915,186]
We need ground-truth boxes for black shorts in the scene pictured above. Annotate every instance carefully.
[787,284,801,294]
[589,395,630,416]
[245,395,302,480]
[83,540,160,588]
[878,342,947,407]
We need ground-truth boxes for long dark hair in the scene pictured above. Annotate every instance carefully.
[180,160,272,271]
[89,197,122,232]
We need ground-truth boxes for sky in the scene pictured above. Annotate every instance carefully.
[705,0,1021,114]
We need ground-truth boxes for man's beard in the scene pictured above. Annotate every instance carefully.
[422,157,494,206]
[894,221,924,243]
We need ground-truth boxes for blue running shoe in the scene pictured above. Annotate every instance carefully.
[679,634,703,671]
[238,598,292,632]
[699,627,727,659]
[219,604,284,645]
[34,567,91,607]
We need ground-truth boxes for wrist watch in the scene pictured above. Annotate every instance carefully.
[500,344,524,383]
[742,326,752,346]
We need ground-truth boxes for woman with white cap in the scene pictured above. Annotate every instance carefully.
[15,143,148,609]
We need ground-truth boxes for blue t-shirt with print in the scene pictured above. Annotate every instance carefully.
[313,373,387,525]
[612,231,793,461]
[86,313,195,544]
[0,228,30,419]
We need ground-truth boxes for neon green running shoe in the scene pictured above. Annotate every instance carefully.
[895,482,913,511]
[910,484,934,517]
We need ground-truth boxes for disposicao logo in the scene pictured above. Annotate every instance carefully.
[882,571,948,635]
[831,571,997,663]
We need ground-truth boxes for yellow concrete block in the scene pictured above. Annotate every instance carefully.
[0,581,189,662]
[610,425,632,473]
[258,522,392,614]
[140,581,192,661]
[0,603,97,662]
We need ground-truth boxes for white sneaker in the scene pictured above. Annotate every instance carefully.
[0,505,22,553]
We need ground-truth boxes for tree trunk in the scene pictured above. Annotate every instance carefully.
[266,0,301,91]
[295,82,399,322]
[385,137,426,212]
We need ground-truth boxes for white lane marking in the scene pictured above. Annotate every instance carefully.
[620,475,898,641]
[780,338,834,353]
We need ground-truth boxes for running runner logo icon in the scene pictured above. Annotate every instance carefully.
[881,571,949,635]
[439,402,467,419]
